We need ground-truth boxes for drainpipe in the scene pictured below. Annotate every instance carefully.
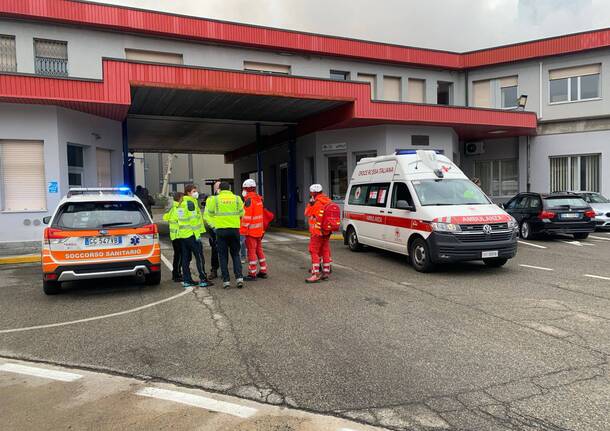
[256,123,263,196]
[526,136,531,192]
[539,62,543,119]
[464,70,469,107]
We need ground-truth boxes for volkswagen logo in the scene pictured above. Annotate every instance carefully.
[482,224,492,235]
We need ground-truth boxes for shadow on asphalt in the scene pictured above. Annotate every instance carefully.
[55,277,163,297]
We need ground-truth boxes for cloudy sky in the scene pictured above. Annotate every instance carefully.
[98,0,610,51]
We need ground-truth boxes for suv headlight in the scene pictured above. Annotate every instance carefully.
[507,216,519,232]
[431,221,461,232]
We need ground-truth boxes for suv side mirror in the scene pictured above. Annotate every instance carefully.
[498,203,505,209]
[396,200,415,211]
[42,216,51,224]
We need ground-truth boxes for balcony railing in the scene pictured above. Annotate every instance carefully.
[35,57,68,77]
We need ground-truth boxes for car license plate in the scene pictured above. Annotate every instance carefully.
[561,213,580,219]
[84,236,122,246]
[482,250,499,258]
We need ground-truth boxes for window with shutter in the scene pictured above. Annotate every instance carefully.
[125,49,183,64]
[407,79,425,103]
[243,61,291,75]
[96,148,112,187]
[383,76,401,101]
[0,35,16,72]
[34,39,68,76]
[0,140,47,212]
[357,73,377,99]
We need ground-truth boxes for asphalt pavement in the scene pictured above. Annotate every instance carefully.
[1,230,609,430]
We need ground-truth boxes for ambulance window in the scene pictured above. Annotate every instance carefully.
[365,183,390,207]
[348,185,368,205]
[391,182,414,208]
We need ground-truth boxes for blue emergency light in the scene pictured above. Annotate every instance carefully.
[395,149,443,155]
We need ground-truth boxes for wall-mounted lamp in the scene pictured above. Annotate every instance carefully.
[517,94,528,110]
[91,132,101,140]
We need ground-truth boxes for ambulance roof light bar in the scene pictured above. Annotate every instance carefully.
[67,187,134,197]
[395,149,443,155]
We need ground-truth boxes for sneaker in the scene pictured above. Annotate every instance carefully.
[182,281,197,289]
[305,274,321,284]
[199,280,214,288]
[236,278,244,289]
[320,273,329,281]
[244,275,257,281]
[257,272,268,279]
[223,281,231,289]
[209,270,218,280]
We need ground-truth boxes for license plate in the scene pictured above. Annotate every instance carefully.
[84,236,122,246]
[482,250,499,258]
[561,213,580,219]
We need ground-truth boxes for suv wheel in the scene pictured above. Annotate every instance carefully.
[145,272,162,285]
[43,280,61,295]
[410,237,434,272]
[520,221,532,240]
[347,226,363,252]
[483,257,508,268]
[573,232,589,240]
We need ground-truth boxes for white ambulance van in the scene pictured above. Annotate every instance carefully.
[342,150,519,272]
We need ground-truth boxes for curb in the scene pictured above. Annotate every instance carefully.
[269,227,343,241]
[0,254,41,265]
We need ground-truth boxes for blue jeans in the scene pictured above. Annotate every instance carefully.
[217,228,243,282]
[240,235,247,259]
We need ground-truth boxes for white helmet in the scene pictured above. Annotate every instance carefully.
[309,184,323,193]
[242,179,257,188]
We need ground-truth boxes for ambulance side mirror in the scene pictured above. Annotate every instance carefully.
[396,200,415,211]
[42,216,51,224]
[498,203,505,209]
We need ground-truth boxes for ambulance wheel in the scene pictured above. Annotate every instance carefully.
[43,280,61,295]
[483,257,508,268]
[145,272,162,285]
[347,227,363,252]
[410,237,434,272]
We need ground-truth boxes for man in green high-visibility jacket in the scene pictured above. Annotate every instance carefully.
[204,182,245,289]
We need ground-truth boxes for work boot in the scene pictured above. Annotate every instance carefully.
[223,281,231,289]
[244,275,257,281]
[305,273,321,283]
[209,269,218,280]
[236,278,244,289]
[257,272,268,279]
[320,272,329,281]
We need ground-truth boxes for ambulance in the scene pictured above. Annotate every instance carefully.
[41,188,161,294]
[342,150,519,272]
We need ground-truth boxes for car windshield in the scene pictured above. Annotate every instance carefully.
[544,197,589,208]
[583,193,610,204]
[54,201,149,230]
[411,179,490,206]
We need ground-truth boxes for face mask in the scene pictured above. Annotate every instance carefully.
[191,191,199,199]
[242,190,248,197]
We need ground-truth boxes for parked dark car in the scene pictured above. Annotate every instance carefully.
[503,192,596,240]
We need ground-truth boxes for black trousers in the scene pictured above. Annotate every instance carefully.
[216,228,243,282]
[181,235,207,284]
[171,238,183,279]
[207,228,219,271]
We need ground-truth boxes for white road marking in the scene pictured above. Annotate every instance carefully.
[518,240,547,249]
[160,253,173,271]
[520,264,554,271]
[584,274,610,281]
[264,233,292,242]
[590,235,610,241]
[0,288,193,334]
[561,240,583,247]
[0,363,82,382]
[136,387,258,418]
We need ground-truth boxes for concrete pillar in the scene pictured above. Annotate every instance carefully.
[256,123,264,196]
[288,126,297,228]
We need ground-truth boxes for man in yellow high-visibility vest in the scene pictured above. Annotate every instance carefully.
[204,182,245,289]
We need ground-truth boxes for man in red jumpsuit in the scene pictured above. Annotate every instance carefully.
[240,179,268,281]
[304,184,332,283]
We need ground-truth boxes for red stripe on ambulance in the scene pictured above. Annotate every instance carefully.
[344,211,432,232]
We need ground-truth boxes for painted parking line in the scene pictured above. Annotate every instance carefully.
[160,253,173,271]
[518,240,547,249]
[136,387,258,418]
[590,235,610,241]
[0,363,82,382]
[520,264,554,271]
[561,240,594,247]
[584,274,610,281]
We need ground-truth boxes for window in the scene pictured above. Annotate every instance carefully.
[407,78,425,103]
[0,35,16,72]
[412,179,489,206]
[96,148,111,187]
[125,49,183,64]
[357,73,377,99]
[0,140,46,212]
[527,196,541,209]
[34,39,68,76]
[354,151,377,166]
[411,135,430,146]
[327,155,348,201]
[330,70,350,80]
[67,144,84,187]
[500,76,518,108]
[473,80,491,108]
[243,61,290,75]
[391,182,414,208]
[549,64,600,103]
[550,154,600,192]
[348,184,368,205]
[365,183,390,207]
[54,201,148,230]
[473,76,518,108]
[474,159,518,197]
[437,81,453,105]
[383,76,401,101]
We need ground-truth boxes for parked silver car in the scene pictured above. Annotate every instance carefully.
[569,191,610,230]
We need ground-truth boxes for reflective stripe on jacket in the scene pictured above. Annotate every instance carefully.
[204,190,244,229]
[176,195,205,239]
[240,192,264,237]
[162,201,180,241]
[305,193,332,236]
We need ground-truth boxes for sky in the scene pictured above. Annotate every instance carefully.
[97,0,610,51]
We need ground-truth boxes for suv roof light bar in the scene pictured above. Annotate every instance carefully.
[67,187,133,197]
